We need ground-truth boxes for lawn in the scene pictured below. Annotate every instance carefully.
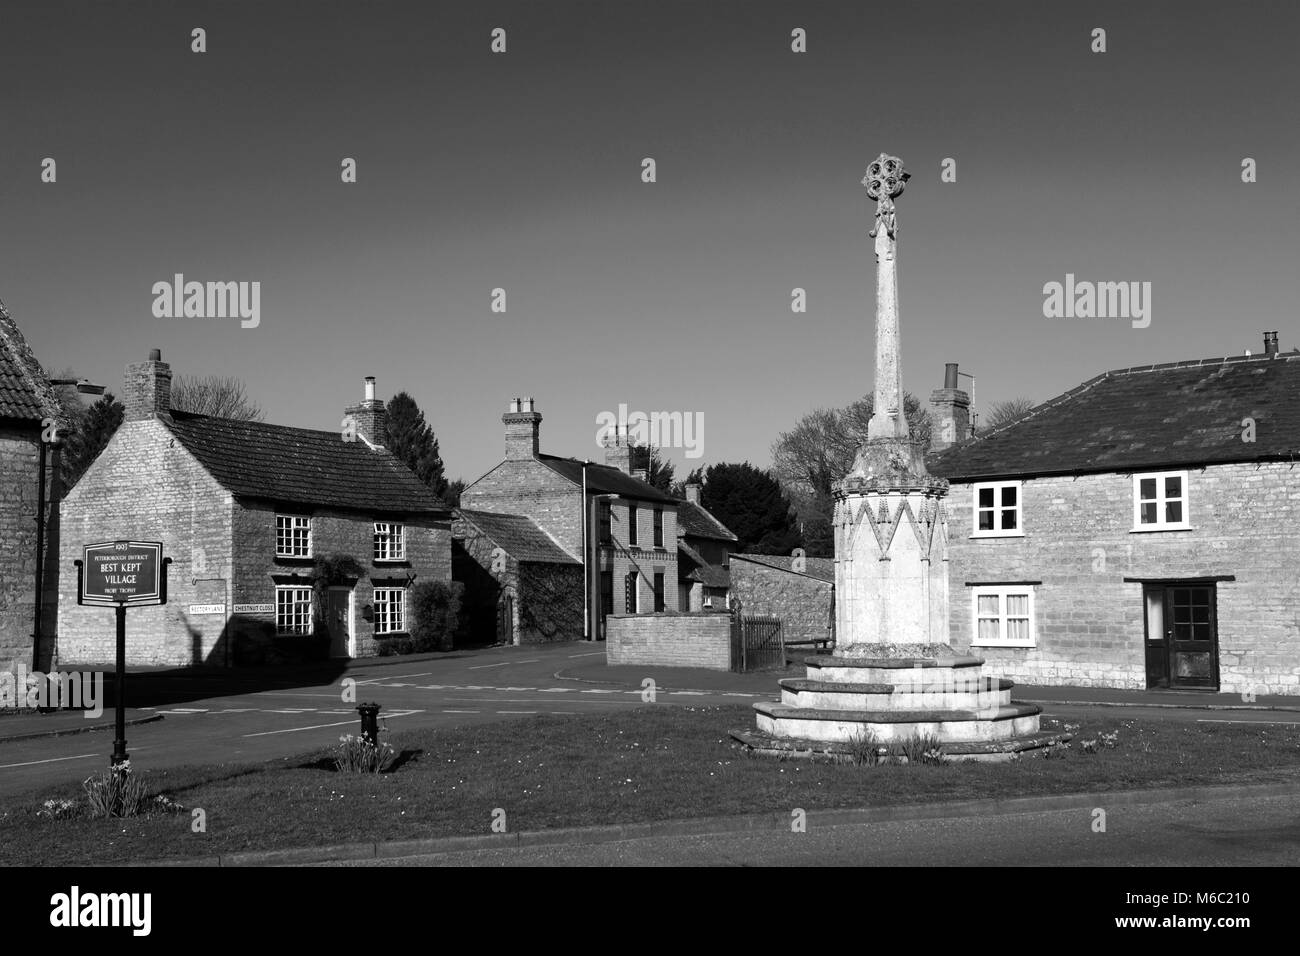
[2,706,1298,865]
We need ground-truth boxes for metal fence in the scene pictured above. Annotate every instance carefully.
[730,600,785,672]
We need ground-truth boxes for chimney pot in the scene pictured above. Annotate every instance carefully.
[364,376,376,402]
[148,348,162,361]
[944,363,959,390]
[685,482,702,505]
[1264,331,1279,356]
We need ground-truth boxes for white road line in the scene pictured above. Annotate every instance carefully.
[568,651,604,658]
[667,691,709,696]
[580,689,618,694]
[243,719,358,737]
[497,710,536,715]
[0,752,99,769]
[445,696,644,706]
[353,672,435,684]
[469,660,539,669]
[551,711,578,715]
[149,707,209,714]
[442,709,480,714]
[537,688,574,693]
[263,709,318,714]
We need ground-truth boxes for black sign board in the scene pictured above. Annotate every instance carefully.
[80,541,165,607]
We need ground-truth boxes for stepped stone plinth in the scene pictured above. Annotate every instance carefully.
[731,155,1066,763]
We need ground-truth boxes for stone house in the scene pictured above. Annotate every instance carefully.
[928,333,1300,696]
[675,482,737,611]
[729,552,835,648]
[452,508,581,645]
[57,350,452,666]
[0,304,60,671]
[460,400,741,642]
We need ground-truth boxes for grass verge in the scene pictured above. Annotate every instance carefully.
[2,706,1297,865]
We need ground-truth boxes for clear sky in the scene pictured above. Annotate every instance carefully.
[3,1,1297,483]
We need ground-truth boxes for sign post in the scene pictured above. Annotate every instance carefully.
[75,540,170,769]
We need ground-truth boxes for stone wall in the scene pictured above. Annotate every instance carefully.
[57,419,235,666]
[462,459,582,555]
[0,424,42,670]
[729,556,834,646]
[946,462,1300,695]
[605,612,732,671]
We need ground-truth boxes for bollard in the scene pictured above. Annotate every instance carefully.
[357,701,381,747]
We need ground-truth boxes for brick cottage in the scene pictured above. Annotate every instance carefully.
[456,400,736,644]
[57,351,451,666]
[928,333,1300,696]
[0,304,60,671]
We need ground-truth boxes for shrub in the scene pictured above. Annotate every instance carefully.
[83,762,150,818]
[335,733,396,773]
[841,728,884,766]
[894,731,946,766]
[410,580,464,652]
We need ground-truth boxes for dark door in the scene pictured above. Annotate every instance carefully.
[326,588,351,658]
[496,594,514,645]
[1144,583,1219,690]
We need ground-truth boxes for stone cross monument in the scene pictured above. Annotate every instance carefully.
[834,153,950,652]
[731,154,1059,762]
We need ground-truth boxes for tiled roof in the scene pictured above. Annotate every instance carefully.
[678,541,731,588]
[536,454,678,503]
[676,500,738,542]
[0,302,56,424]
[929,352,1300,481]
[731,552,836,584]
[166,410,449,514]
[454,509,578,564]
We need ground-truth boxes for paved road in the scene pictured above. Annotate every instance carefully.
[0,643,771,796]
[322,792,1300,866]
[3,641,1297,799]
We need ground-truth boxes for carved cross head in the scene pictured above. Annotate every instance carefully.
[862,153,909,202]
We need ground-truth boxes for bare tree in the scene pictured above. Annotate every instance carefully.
[982,397,1036,432]
[171,375,265,421]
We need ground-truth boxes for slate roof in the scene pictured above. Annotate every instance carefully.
[928,352,1300,481]
[165,410,449,515]
[454,509,578,564]
[536,454,678,503]
[0,302,56,424]
[677,541,731,588]
[731,552,836,584]
[676,499,738,542]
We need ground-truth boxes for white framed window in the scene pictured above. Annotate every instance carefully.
[972,481,1023,537]
[275,586,314,635]
[971,587,1035,647]
[1132,471,1189,531]
[373,522,406,561]
[373,588,406,634]
[276,514,312,557]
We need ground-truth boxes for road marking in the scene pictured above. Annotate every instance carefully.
[446,696,644,706]
[148,707,209,714]
[667,691,708,696]
[580,689,618,694]
[441,709,480,714]
[1197,718,1300,725]
[568,651,604,658]
[0,752,100,769]
[469,660,539,669]
[243,719,358,737]
[353,672,435,684]
[497,710,536,715]
[263,709,318,714]
[537,688,574,693]
[551,711,578,715]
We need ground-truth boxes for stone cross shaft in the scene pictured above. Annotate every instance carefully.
[863,153,910,440]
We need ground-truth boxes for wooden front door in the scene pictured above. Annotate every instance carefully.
[1144,583,1219,690]
[326,587,353,658]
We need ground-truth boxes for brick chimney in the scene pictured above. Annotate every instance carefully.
[684,482,702,505]
[928,362,971,451]
[1264,331,1280,357]
[124,348,173,421]
[503,396,541,460]
[603,424,633,474]
[344,376,388,447]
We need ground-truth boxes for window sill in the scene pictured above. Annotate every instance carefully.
[970,642,1036,649]
[1129,525,1194,534]
[274,555,315,563]
[372,559,410,566]
[375,631,410,638]
[969,531,1026,539]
